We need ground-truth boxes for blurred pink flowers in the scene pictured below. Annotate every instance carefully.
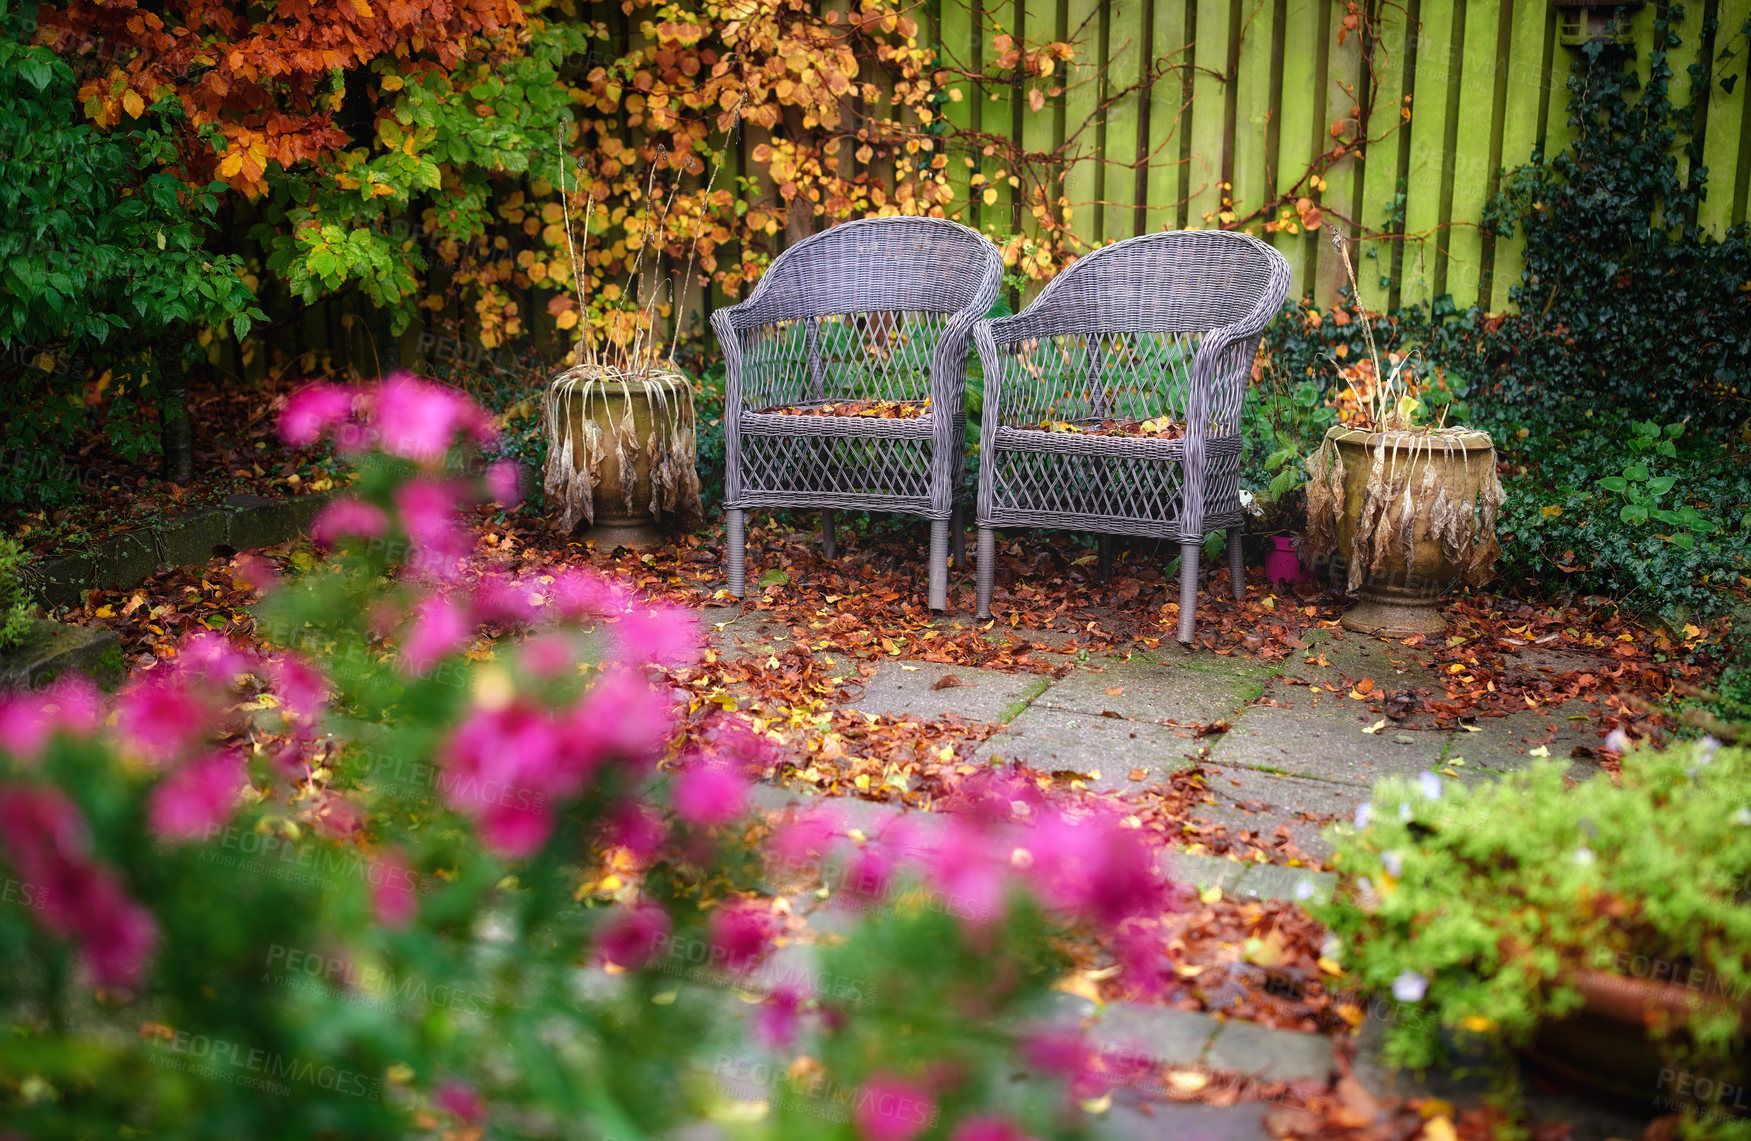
[371,850,419,929]
[148,751,246,842]
[374,374,496,464]
[278,382,356,447]
[395,479,473,576]
[310,498,388,548]
[117,676,212,764]
[595,902,671,969]
[611,605,700,668]
[853,1074,936,1141]
[485,459,522,505]
[670,762,749,827]
[0,677,101,761]
[707,902,772,973]
[0,786,157,989]
[402,594,472,674]
[433,1078,484,1125]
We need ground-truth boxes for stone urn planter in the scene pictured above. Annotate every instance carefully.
[1303,426,1503,638]
[542,366,703,550]
[1521,968,1751,1110]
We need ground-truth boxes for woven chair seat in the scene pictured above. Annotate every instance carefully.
[972,230,1291,640]
[712,216,1003,610]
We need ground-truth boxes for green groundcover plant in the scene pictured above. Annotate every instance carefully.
[1317,739,1751,1139]
[0,376,1176,1140]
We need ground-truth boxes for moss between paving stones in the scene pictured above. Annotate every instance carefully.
[0,618,123,691]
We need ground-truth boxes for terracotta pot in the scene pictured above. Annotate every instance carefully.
[1520,968,1751,1110]
[1325,426,1497,638]
[1263,535,1310,587]
[544,371,699,549]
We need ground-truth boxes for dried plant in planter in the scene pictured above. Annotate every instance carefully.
[542,128,732,539]
[1300,231,1507,637]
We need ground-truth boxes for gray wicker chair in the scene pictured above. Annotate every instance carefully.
[972,230,1291,641]
[711,216,1003,610]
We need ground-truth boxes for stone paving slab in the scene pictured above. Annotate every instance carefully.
[1193,763,1364,862]
[971,705,1201,791]
[849,659,1050,723]
[1202,691,1454,787]
[1204,1019,1334,1084]
[1087,1000,1222,1068]
[1035,656,1263,727]
[1096,1096,1274,1141]
[1443,702,1608,783]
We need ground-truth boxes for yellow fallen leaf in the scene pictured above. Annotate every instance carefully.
[1199,885,1222,904]
[1165,1069,1208,1094]
[1458,1016,1494,1033]
[1318,956,1346,976]
[1528,745,1550,758]
[122,89,145,118]
[1422,1116,1458,1141]
[1363,720,1386,734]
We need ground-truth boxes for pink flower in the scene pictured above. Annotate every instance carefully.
[372,850,419,929]
[395,479,473,576]
[434,1078,484,1125]
[596,902,671,969]
[279,383,357,446]
[470,573,539,626]
[755,986,804,1049]
[1025,811,1167,928]
[604,803,667,862]
[953,1118,1039,1141]
[518,633,575,680]
[542,567,625,619]
[310,498,389,548]
[853,1074,936,1141]
[401,594,472,674]
[768,806,844,865]
[671,762,749,827]
[571,670,672,769]
[920,818,1008,924]
[0,677,101,761]
[374,374,496,464]
[116,677,211,763]
[485,459,522,506]
[611,605,700,668]
[477,798,554,859]
[264,653,327,727]
[148,751,246,842]
[707,902,772,973]
[174,631,256,688]
[0,786,158,989]
[232,553,280,593]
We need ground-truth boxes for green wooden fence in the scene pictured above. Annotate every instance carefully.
[927,0,1751,313]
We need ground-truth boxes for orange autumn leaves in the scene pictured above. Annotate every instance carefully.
[37,0,524,197]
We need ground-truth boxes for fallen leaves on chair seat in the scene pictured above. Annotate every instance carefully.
[761,399,931,418]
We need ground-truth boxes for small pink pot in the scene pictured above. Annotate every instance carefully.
[1263,535,1311,587]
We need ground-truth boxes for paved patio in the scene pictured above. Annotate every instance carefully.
[694,605,1647,1141]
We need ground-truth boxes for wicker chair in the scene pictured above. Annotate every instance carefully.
[711,216,1003,610]
[972,230,1291,641]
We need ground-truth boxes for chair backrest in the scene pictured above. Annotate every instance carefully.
[981,230,1290,432]
[733,217,1002,409]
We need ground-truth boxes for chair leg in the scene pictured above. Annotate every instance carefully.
[928,518,950,612]
[1177,540,1200,643]
[951,498,966,566]
[1228,526,1245,601]
[821,508,836,559]
[1097,535,1114,582]
[727,509,746,598]
[976,527,995,620]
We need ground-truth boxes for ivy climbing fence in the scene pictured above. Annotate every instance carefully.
[905,0,1750,314]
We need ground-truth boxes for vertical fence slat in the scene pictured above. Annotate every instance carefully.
[1146,0,1193,231]
[940,0,977,227]
[1273,0,1320,291]
[1063,0,1105,248]
[1442,0,1498,309]
[1397,0,1455,305]
[1100,0,1146,244]
[1488,0,1557,312]
[1022,0,1061,262]
[1355,2,1411,311]
[1315,0,1365,303]
[1230,0,1276,235]
[1697,3,1747,233]
[1187,0,1233,225]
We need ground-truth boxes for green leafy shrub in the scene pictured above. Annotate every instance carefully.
[1317,740,1751,1138]
[0,31,262,503]
[0,536,33,652]
[1480,6,1751,435]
